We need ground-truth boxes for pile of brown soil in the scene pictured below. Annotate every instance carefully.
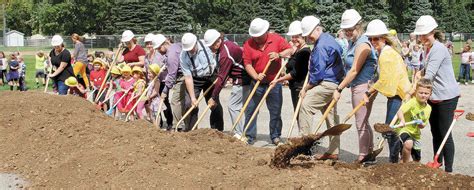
[1,91,473,189]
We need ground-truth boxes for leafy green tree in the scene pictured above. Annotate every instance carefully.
[155,1,193,34]
[403,0,433,33]
[5,0,34,35]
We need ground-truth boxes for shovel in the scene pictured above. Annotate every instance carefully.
[326,94,374,136]
[427,110,464,168]
[286,74,309,139]
[174,78,217,131]
[87,89,97,103]
[105,90,130,116]
[191,104,212,131]
[125,76,159,121]
[230,59,273,133]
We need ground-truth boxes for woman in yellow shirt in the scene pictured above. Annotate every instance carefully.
[363,19,412,163]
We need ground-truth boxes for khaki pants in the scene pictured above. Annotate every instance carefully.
[298,81,340,154]
[170,77,188,129]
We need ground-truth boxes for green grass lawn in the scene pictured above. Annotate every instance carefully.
[0,43,470,91]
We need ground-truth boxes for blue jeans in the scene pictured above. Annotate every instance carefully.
[244,82,283,143]
[458,63,471,82]
[385,96,402,163]
[56,80,69,95]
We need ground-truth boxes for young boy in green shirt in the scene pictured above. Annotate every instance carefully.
[394,78,432,163]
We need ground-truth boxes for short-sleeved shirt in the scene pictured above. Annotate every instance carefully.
[49,48,74,82]
[461,52,472,64]
[9,60,19,71]
[373,46,411,100]
[123,45,146,64]
[286,46,310,89]
[180,40,217,77]
[395,98,432,140]
[90,69,107,88]
[242,33,291,83]
[35,55,46,70]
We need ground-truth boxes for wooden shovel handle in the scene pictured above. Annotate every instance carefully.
[230,59,273,132]
[154,98,165,129]
[175,78,218,131]
[286,74,309,139]
[192,105,212,131]
[95,46,124,102]
[342,93,375,124]
[313,99,337,134]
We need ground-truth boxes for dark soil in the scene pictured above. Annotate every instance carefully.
[1,91,473,189]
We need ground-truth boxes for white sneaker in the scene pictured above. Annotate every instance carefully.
[233,133,242,139]
[465,82,468,85]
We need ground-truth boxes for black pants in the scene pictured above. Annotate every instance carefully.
[429,96,458,172]
[159,81,173,127]
[289,85,302,110]
[184,77,224,132]
[0,69,6,84]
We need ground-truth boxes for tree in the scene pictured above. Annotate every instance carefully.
[5,0,33,35]
[403,0,433,33]
[107,1,158,35]
[155,2,193,34]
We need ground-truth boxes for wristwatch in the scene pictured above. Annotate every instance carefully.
[336,87,343,93]
[365,91,371,97]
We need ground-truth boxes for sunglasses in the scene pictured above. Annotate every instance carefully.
[368,37,381,42]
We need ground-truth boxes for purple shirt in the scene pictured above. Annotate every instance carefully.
[162,43,183,94]
[145,51,166,81]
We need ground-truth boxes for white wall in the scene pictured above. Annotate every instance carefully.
[6,32,24,47]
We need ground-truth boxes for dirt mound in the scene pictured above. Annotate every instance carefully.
[1,91,473,189]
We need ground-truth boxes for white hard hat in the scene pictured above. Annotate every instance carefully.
[364,19,389,37]
[248,18,270,37]
[181,33,197,51]
[286,21,303,36]
[413,15,438,35]
[204,29,221,47]
[301,16,320,37]
[51,35,63,46]
[144,33,155,42]
[152,34,167,49]
[121,30,135,42]
[340,9,362,29]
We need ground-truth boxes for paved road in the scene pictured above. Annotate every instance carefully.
[192,84,474,176]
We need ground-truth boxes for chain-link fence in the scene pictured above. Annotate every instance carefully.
[1,33,473,49]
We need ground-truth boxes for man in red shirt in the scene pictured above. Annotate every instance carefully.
[242,18,293,145]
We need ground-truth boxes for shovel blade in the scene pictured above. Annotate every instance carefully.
[105,108,114,116]
[426,161,441,168]
[361,147,383,163]
[323,124,351,136]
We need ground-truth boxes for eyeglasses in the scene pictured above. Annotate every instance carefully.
[343,27,356,33]
[368,37,381,42]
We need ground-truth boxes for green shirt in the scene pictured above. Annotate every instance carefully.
[395,98,431,140]
[35,55,46,70]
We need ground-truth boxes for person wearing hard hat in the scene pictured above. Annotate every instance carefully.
[144,33,164,84]
[271,20,310,110]
[144,64,163,123]
[90,58,109,110]
[115,65,136,119]
[64,76,86,98]
[119,30,146,68]
[180,32,223,131]
[242,18,292,145]
[71,33,91,89]
[152,34,181,130]
[332,9,378,163]
[48,35,75,95]
[131,66,147,120]
[413,15,460,173]
[297,16,345,160]
[204,29,251,138]
[363,19,412,163]
[103,66,122,109]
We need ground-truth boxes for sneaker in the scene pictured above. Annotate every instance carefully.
[272,138,281,146]
[362,158,377,165]
[233,133,242,139]
[316,153,339,161]
[465,82,468,85]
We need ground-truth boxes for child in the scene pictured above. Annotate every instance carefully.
[144,64,162,123]
[131,66,146,120]
[114,65,135,120]
[35,51,47,88]
[409,44,423,77]
[394,78,432,163]
[401,41,411,67]
[18,57,27,91]
[0,51,7,85]
[459,45,472,85]
[90,58,108,109]
[7,54,20,91]
[65,76,86,98]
